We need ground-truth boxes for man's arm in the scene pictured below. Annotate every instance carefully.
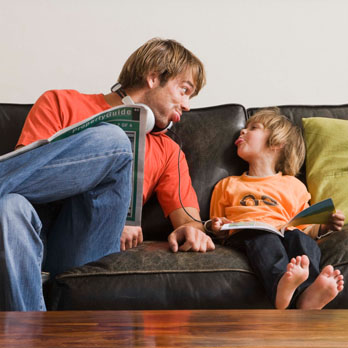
[167,207,215,253]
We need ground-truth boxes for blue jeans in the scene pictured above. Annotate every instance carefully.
[0,123,132,311]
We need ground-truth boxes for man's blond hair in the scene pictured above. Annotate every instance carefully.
[118,38,206,97]
[247,108,305,176]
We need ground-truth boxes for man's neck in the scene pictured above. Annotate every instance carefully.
[104,88,145,107]
[103,92,123,107]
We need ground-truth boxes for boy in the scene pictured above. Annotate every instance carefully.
[207,108,344,309]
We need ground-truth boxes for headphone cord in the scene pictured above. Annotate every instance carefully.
[167,128,205,224]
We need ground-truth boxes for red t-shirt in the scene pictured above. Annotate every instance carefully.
[17,89,199,217]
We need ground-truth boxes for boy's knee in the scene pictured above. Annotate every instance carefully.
[288,229,308,240]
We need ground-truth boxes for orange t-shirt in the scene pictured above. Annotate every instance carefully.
[210,172,311,233]
[17,89,199,217]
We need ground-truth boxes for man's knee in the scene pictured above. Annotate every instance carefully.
[86,123,132,155]
[0,194,42,236]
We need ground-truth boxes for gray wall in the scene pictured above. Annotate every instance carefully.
[1,0,348,108]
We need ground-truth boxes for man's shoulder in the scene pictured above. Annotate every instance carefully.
[146,133,182,165]
[147,133,179,149]
[37,89,106,110]
[41,89,97,100]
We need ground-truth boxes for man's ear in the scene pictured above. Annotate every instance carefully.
[146,72,160,89]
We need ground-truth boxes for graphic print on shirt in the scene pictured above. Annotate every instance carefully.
[240,194,278,207]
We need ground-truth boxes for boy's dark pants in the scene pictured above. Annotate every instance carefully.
[224,229,321,308]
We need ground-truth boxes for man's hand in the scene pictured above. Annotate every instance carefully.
[168,207,215,253]
[168,225,215,253]
[120,226,143,251]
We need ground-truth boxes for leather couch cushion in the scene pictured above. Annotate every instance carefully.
[49,241,272,310]
[318,229,348,308]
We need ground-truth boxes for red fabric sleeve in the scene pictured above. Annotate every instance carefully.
[16,90,64,147]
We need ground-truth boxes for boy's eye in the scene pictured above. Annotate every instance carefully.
[249,123,262,130]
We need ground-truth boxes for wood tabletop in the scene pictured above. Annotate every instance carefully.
[1,309,348,347]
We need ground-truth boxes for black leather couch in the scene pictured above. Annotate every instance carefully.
[1,102,348,310]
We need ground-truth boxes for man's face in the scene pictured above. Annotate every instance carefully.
[143,70,196,129]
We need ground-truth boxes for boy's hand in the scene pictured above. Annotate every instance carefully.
[320,209,345,235]
[211,217,232,232]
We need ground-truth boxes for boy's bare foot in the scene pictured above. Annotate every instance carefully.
[296,265,344,309]
[275,255,309,309]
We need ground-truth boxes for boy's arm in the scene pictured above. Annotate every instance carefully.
[304,209,345,239]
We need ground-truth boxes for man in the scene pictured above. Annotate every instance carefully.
[0,38,214,311]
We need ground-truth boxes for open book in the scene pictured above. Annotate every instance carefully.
[220,198,335,237]
[0,103,155,226]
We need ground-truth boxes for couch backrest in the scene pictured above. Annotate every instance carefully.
[0,103,32,155]
[2,102,348,241]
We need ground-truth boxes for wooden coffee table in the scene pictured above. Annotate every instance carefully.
[1,309,347,347]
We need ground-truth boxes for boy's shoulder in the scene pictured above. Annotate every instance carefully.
[214,174,244,190]
[279,173,308,192]
[280,173,305,184]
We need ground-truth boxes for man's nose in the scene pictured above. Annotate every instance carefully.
[181,97,190,112]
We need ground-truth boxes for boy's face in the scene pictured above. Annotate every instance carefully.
[142,69,196,129]
[235,122,272,162]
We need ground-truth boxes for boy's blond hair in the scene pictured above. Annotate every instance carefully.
[118,38,206,97]
[247,108,305,176]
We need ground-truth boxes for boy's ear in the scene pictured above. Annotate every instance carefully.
[146,72,160,89]
[270,143,284,151]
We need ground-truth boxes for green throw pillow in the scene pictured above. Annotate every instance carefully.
[302,117,348,221]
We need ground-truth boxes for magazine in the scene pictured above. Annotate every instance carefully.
[220,198,335,237]
[0,103,155,226]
